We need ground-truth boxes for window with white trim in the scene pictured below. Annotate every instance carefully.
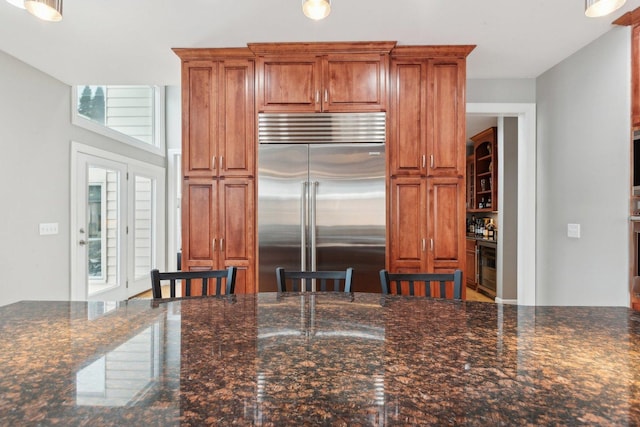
[73,85,165,155]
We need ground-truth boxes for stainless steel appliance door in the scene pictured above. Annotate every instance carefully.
[309,143,386,293]
[258,144,309,292]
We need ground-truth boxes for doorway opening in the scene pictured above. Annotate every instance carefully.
[467,103,536,306]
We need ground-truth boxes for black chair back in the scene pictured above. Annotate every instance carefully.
[150,267,237,299]
[276,267,354,292]
[379,269,463,299]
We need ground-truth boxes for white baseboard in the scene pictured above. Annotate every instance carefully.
[495,297,517,305]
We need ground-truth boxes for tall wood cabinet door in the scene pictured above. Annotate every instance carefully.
[426,58,466,177]
[323,54,388,112]
[218,59,255,178]
[388,177,428,272]
[389,60,427,176]
[256,56,322,112]
[426,177,465,273]
[181,179,218,271]
[182,61,218,178]
[219,178,256,294]
[465,239,477,289]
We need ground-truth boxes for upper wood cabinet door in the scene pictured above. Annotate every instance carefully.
[389,59,427,176]
[322,54,387,112]
[256,56,322,112]
[426,58,466,177]
[256,53,388,112]
[218,59,255,178]
[182,58,255,178]
[182,61,218,178]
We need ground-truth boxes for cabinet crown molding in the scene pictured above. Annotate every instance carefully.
[613,6,640,26]
[172,47,255,60]
[248,41,397,55]
[391,45,476,58]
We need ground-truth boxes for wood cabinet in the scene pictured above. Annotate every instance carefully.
[250,42,394,113]
[387,46,474,286]
[174,48,256,294]
[175,42,475,296]
[388,54,467,177]
[465,238,478,289]
[468,127,497,212]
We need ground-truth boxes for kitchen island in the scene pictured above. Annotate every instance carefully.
[1,293,639,425]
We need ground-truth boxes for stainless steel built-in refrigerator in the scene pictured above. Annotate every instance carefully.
[258,113,386,293]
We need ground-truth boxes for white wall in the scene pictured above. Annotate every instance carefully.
[467,79,536,104]
[0,50,165,307]
[536,26,631,306]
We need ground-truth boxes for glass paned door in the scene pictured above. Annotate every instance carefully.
[72,144,166,301]
[74,153,127,301]
[128,168,165,296]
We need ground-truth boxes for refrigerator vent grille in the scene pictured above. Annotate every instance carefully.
[258,112,386,144]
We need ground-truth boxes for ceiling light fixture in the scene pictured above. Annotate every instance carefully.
[302,0,331,20]
[585,0,626,17]
[5,0,25,9]
[24,0,63,22]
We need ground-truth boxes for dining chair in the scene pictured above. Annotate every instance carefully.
[150,267,237,299]
[379,269,463,299]
[275,267,354,292]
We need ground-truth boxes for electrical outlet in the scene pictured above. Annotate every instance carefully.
[39,223,59,235]
[567,223,581,239]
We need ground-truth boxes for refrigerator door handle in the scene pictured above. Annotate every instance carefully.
[301,181,308,272]
[310,181,318,274]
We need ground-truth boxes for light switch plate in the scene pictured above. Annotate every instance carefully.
[39,222,59,235]
[567,223,581,238]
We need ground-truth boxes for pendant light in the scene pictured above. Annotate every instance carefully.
[585,0,626,17]
[302,0,331,20]
[5,0,25,9]
[24,0,63,22]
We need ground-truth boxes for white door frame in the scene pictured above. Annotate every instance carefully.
[467,103,537,306]
[71,141,166,300]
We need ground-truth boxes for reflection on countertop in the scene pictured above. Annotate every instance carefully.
[1,293,640,425]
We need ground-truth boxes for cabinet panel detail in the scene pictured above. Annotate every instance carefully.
[259,58,320,111]
[389,177,427,270]
[184,63,217,176]
[219,60,255,177]
[428,59,464,177]
[428,177,464,264]
[389,61,426,176]
[183,180,216,264]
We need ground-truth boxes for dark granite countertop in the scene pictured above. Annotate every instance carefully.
[1,293,640,425]
[466,234,497,246]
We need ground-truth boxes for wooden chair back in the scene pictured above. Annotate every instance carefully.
[150,267,236,299]
[379,269,463,299]
[276,267,354,292]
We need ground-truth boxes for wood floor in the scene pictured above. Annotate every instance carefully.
[133,285,495,302]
